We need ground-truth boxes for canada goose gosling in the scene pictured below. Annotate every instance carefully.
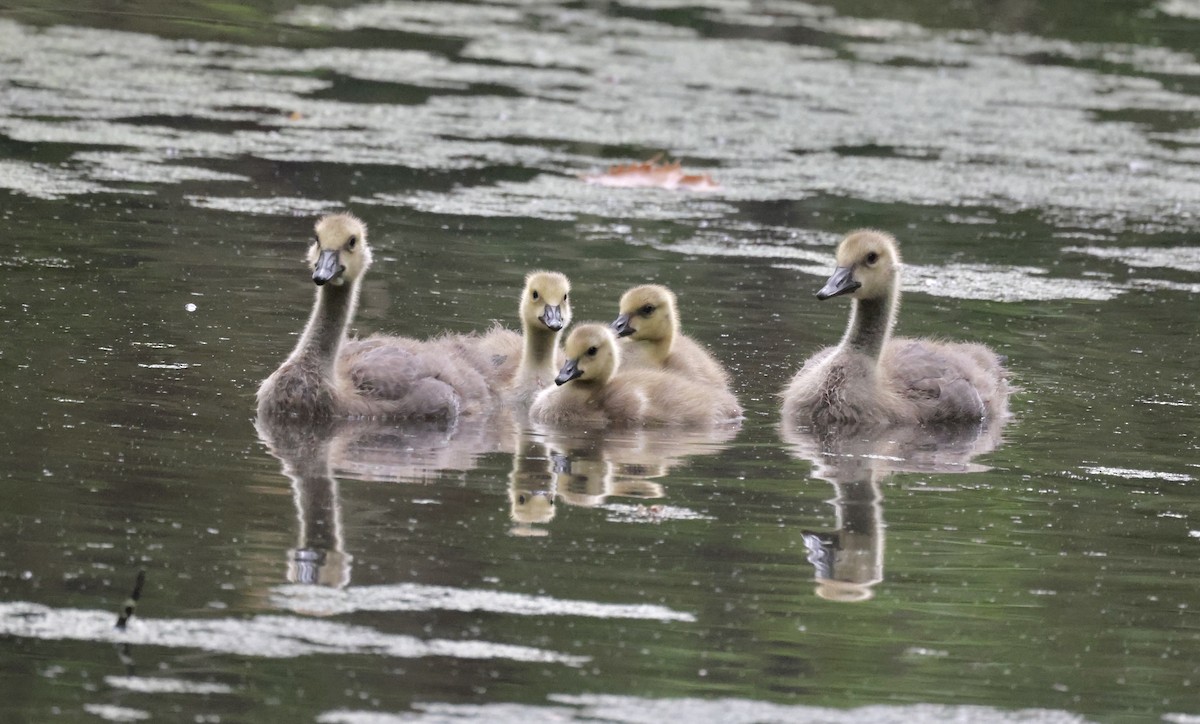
[782,229,1009,428]
[815,230,901,360]
[610,283,734,390]
[533,323,742,428]
[554,323,620,388]
[514,271,572,393]
[611,284,678,365]
[256,213,369,419]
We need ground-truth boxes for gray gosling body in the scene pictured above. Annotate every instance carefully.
[257,213,507,422]
[611,284,732,388]
[781,230,1010,430]
[530,323,742,428]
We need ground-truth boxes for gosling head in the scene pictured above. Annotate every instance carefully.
[611,284,679,341]
[520,271,572,333]
[309,213,371,287]
[509,486,556,525]
[555,323,619,386]
[816,230,901,301]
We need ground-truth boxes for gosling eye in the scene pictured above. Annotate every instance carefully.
[586,346,598,356]
[532,290,540,301]
[347,235,357,250]
[865,251,879,265]
[562,292,568,301]
[518,494,527,504]
[640,304,654,316]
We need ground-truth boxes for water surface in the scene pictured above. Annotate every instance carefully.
[0,1,1198,721]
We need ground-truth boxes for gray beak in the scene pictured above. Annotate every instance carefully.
[816,266,860,300]
[611,313,635,338]
[554,358,583,386]
[540,304,564,331]
[312,249,345,286]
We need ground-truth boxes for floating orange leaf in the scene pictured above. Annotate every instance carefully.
[582,154,721,191]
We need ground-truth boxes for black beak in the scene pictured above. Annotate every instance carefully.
[554,358,583,386]
[312,249,345,286]
[539,304,564,331]
[611,313,635,338]
[816,266,860,300]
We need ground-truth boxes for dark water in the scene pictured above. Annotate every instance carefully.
[1,1,1198,722]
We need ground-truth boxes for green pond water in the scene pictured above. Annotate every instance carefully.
[1,1,1198,722]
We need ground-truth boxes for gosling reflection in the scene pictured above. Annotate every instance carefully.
[799,453,884,603]
[783,416,1007,602]
[333,408,517,483]
[254,416,353,588]
[548,436,666,509]
[256,409,519,584]
[508,436,558,537]
[509,425,738,535]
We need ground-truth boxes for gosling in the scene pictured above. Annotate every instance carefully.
[506,271,572,403]
[781,230,1010,430]
[257,213,500,421]
[530,323,742,428]
[611,284,732,388]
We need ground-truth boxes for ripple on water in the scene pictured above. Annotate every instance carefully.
[1158,0,1200,21]
[354,174,737,222]
[279,1,530,35]
[1,255,74,269]
[1064,245,1200,273]
[1081,466,1194,483]
[316,694,1097,723]
[186,195,344,216]
[600,503,715,524]
[0,159,129,200]
[664,232,1130,301]
[0,601,587,666]
[104,676,234,695]
[82,704,150,723]
[270,582,695,621]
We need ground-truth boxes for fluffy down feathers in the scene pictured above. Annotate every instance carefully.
[782,230,1010,430]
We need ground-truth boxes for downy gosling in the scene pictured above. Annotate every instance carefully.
[611,283,733,389]
[530,323,742,428]
[258,213,510,421]
[506,271,572,403]
[781,230,1010,430]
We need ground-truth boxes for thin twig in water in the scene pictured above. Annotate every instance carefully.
[115,569,146,630]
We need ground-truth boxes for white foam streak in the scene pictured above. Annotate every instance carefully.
[0,601,586,666]
[318,694,1095,723]
[270,583,695,622]
[104,676,235,695]
[1082,466,1193,483]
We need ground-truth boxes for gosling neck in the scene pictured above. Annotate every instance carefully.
[295,278,359,376]
[840,286,898,360]
[520,320,561,383]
